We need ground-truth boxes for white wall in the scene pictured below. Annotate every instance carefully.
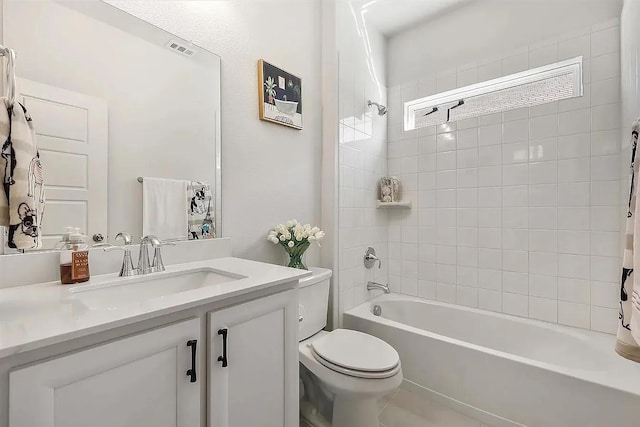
[387,0,623,86]
[386,10,624,334]
[104,0,323,265]
[336,1,389,320]
[621,0,640,128]
[4,1,219,242]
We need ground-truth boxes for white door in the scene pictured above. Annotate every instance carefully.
[17,78,108,248]
[209,289,299,427]
[9,318,201,427]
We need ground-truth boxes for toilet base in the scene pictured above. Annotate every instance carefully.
[332,396,379,427]
[300,399,331,427]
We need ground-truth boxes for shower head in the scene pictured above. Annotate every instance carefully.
[368,100,387,116]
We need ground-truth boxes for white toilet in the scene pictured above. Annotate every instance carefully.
[298,268,402,427]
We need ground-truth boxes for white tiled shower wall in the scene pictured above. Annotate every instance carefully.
[386,19,623,334]
[337,3,388,319]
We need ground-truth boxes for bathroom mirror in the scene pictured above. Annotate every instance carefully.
[1,0,221,250]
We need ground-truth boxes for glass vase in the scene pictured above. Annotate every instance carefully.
[286,241,310,270]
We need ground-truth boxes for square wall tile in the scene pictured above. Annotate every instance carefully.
[558,254,590,279]
[558,277,590,304]
[558,133,591,159]
[590,26,620,57]
[591,306,618,334]
[591,52,620,82]
[529,274,558,299]
[458,128,479,148]
[479,289,502,312]
[503,120,530,144]
[456,285,479,307]
[529,137,558,162]
[558,301,590,328]
[437,283,457,303]
[503,271,529,294]
[529,297,558,322]
[503,292,529,317]
[479,268,502,290]
[478,124,502,146]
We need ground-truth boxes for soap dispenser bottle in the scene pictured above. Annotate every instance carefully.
[59,227,90,284]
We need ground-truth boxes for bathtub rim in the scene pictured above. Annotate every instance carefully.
[344,293,640,398]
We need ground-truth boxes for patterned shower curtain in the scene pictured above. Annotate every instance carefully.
[616,118,640,362]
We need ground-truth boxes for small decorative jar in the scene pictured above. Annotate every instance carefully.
[379,176,401,202]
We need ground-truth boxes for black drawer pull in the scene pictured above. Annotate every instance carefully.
[217,328,228,367]
[186,340,197,383]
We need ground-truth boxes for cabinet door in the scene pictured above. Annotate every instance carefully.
[10,318,201,427]
[209,289,298,427]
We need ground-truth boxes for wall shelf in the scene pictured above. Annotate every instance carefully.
[376,201,412,209]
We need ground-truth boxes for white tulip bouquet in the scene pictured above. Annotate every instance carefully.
[267,220,325,270]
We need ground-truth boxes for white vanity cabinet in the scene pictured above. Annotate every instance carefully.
[9,318,202,427]
[208,289,299,427]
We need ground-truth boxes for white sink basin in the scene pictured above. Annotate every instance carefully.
[69,268,243,310]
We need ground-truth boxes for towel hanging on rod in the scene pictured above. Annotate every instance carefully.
[0,44,16,106]
[0,44,46,250]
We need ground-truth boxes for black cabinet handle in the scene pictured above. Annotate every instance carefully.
[217,328,228,367]
[186,340,197,383]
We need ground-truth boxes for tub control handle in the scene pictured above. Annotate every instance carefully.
[364,247,381,269]
[217,328,228,368]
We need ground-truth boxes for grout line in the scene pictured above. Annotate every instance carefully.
[378,388,400,417]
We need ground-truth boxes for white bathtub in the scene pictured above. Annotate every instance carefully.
[343,294,640,427]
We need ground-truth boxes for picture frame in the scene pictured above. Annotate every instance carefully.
[258,59,303,130]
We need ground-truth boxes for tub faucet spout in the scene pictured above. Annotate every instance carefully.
[367,281,390,294]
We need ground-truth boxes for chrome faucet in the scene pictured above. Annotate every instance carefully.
[103,232,136,277]
[138,235,161,274]
[139,235,175,274]
[367,281,390,294]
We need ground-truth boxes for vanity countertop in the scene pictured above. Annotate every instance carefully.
[0,257,311,359]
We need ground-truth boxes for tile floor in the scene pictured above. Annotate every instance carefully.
[300,386,492,427]
[378,388,492,427]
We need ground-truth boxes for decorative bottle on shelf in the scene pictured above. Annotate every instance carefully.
[379,176,401,203]
[58,227,90,285]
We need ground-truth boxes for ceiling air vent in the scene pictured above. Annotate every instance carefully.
[404,56,583,130]
[166,40,195,57]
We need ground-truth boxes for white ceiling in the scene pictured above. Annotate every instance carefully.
[359,0,470,36]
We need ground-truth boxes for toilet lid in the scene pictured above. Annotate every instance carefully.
[309,329,399,373]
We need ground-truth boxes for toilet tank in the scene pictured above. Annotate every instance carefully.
[298,267,332,341]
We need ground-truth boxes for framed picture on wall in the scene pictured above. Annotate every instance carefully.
[258,59,303,130]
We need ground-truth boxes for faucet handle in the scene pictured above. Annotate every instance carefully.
[150,240,176,273]
[364,247,382,269]
[141,235,162,248]
[103,244,136,277]
[115,232,132,245]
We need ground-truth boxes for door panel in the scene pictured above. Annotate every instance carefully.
[38,151,87,187]
[9,318,201,427]
[16,78,108,248]
[40,201,87,235]
[25,97,88,142]
[209,289,299,427]
[54,348,177,427]
[228,309,285,426]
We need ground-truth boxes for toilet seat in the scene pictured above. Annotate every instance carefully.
[309,329,400,379]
